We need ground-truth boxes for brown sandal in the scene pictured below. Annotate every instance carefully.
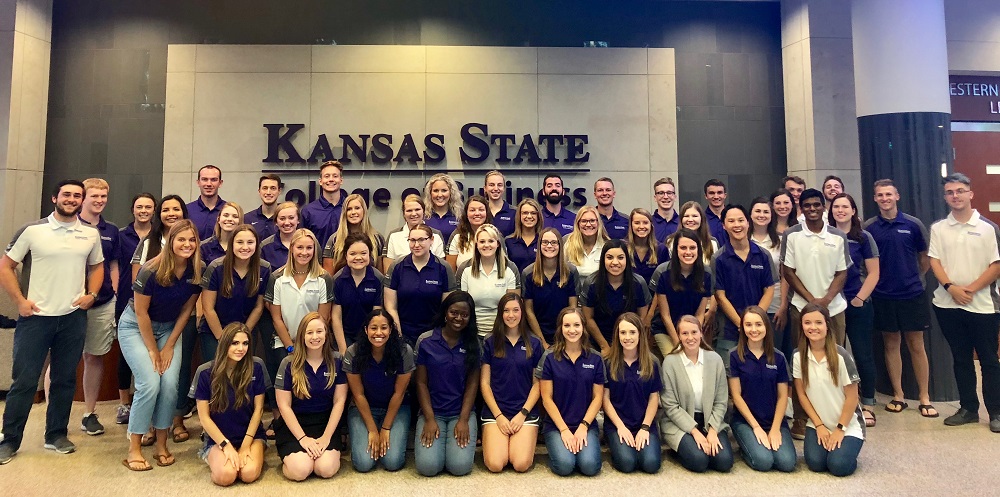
[122,458,152,471]
[862,407,877,427]
[153,452,175,467]
[140,430,156,447]
[171,425,190,443]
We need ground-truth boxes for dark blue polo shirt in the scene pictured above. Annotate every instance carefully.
[542,206,576,237]
[863,213,928,299]
[505,236,538,273]
[200,236,225,266]
[300,194,345,251]
[426,211,459,244]
[705,207,729,246]
[632,244,669,284]
[200,259,270,335]
[535,348,605,434]
[581,274,650,343]
[275,354,346,414]
[387,255,456,342]
[604,358,662,433]
[491,202,517,237]
[244,206,277,241]
[116,223,142,319]
[655,263,713,332]
[844,230,879,301]
[187,197,226,241]
[415,328,476,417]
[332,266,385,340]
[711,243,777,341]
[727,349,790,431]
[600,209,630,240]
[259,234,289,269]
[79,215,119,306]
[481,335,543,419]
[653,210,679,243]
[521,263,578,342]
[194,359,268,447]
[132,263,201,322]
[342,342,416,410]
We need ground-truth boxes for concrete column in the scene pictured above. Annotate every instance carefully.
[0,0,52,246]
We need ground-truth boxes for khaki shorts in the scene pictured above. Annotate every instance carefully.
[84,298,116,355]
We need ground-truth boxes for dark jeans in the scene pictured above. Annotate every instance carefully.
[1,310,87,449]
[117,350,132,391]
[543,427,602,476]
[675,430,734,473]
[934,306,1000,416]
[803,427,863,477]
[199,332,219,366]
[605,427,662,473]
[173,317,198,416]
[844,301,877,406]
[730,420,797,472]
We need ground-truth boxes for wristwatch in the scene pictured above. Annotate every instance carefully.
[836,423,846,432]
[943,283,953,291]
[520,408,530,417]
[219,439,229,449]
[87,292,98,300]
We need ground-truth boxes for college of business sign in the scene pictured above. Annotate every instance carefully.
[950,75,1000,122]
[261,122,592,208]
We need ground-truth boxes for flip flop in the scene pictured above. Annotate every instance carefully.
[919,404,940,418]
[171,425,190,443]
[140,431,156,447]
[862,407,877,427]
[885,400,908,413]
[153,453,175,467]
[122,458,152,471]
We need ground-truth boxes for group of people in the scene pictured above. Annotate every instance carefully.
[0,162,997,484]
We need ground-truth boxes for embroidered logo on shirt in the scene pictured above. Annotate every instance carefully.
[750,264,764,270]
[425,280,439,285]
[323,372,331,377]
[823,242,837,248]
[521,346,527,351]
[582,363,595,369]
[363,287,378,293]
[459,348,467,353]
[897,229,911,234]
[967,231,982,237]
[766,364,778,370]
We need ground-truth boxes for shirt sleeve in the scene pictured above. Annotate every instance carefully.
[914,217,929,252]
[274,357,293,391]
[401,344,417,373]
[862,231,879,259]
[334,355,347,385]
[4,223,32,263]
[711,253,728,291]
[579,278,595,307]
[386,260,401,290]
[635,275,651,307]
[204,263,221,291]
[250,361,267,396]
[132,264,156,295]
[504,266,519,291]
[322,273,336,303]
[431,233,446,258]
[593,354,606,384]
[776,352,791,384]
[791,352,802,380]
[480,338,494,366]
[838,347,861,385]
[927,223,942,260]
[194,368,212,401]
[264,272,280,305]
[522,266,535,299]
[649,362,664,393]
[836,232,850,271]
[536,350,553,380]
[341,345,357,374]
[87,231,105,265]
[442,258,458,291]
[782,232,797,269]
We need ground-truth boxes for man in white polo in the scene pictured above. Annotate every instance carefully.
[0,180,105,464]
[928,173,1000,432]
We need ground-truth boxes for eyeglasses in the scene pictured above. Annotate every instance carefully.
[579,219,598,225]
[407,237,430,244]
[521,212,538,217]
[539,240,560,246]
[944,189,970,197]
[654,191,676,197]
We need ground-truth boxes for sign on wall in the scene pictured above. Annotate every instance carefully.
[950,75,1000,122]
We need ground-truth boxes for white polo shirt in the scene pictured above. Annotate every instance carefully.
[457,258,521,337]
[781,224,850,315]
[681,348,705,414]
[928,210,1000,314]
[792,346,865,440]
[383,226,445,261]
[264,270,335,348]
[131,236,166,265]
[5,213,104,316]
[565,237,605,282]
[447,232,475,269]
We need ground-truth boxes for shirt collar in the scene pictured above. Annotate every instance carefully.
[196,197,225,212]
[48,212,82,231]
[681,348,704,367]
[806,347,827,365]
[78,215,106,230]
[802,224,830,239]
[946,209,981,227]
[654,210,678,223]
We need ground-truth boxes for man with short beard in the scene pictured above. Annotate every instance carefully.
[245,173,282,240]
[540,174,576,236]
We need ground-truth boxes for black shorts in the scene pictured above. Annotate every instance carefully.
[872,293,931,332]
[274,411,345,459]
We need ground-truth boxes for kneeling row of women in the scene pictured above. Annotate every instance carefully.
[191,292,865,485]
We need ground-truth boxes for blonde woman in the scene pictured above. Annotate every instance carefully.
[457,224,521,337]
[423,173,463,243]
[562,206,609,281]
[322,194,385,274]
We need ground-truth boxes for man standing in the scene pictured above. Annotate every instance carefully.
[187,165,225,240]
[484,170,516,237]
[540,174,576,236]
[593,177,629,240]
[652,177,679,243]
[75,178,121,437]
[928,173,1000,431]
[245,173,282,240]
[822,175,845,203]
[0,180,105,464]
[301,160,345,247]
[782,175,806,211]
[703,179,728,244]
[863,179,937,418]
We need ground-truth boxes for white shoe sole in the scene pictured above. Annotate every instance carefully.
[42,443,76,454]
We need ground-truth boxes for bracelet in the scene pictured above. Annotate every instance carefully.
[639,424,651,432]
[493,412,503,419]
[286,345,294,353]
[560,428,570,434]
[520,407,530,417]
[381,426,391,431]
[244,434,253,439]
[297,434,306,441]
[581,419,591,428]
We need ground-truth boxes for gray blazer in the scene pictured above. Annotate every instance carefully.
[658,350,729,451]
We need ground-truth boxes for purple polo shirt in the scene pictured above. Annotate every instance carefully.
[244,206,277,241]
[655,263,713,332]
[132,263,201,322]
[491,202,517,237]
[844,230,879,301]
[727,349,790,431]
[705,207,729,245]
[274,354,346,414]
[79,215,119,306]
[653,210,679,243]
[863,213,928,299]
[259,234,289,269]
[386,255,456,342]
[504,236,538,273]
[194,359,268,448]
[200,258,270,335]
[632,244,669,284]
[426,211,459,244]
[542,205,576,237]
[415,328,477,417]
[535,348,605,434]
[481,335,543,419]
[581,274,650,343]
[331,266,385,339]
[600,209,630,240]
[115,223,142,318]
[711,243,777,341]
[342,342,416,410]
[187,197,226,241]
[200,236,225,266]
[604,358,662,433]
[521,263,578,342]
[300,194,345,251]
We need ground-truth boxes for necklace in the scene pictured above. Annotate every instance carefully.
[293,267,308,275]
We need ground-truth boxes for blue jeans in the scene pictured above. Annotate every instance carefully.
[730,420,797,472]
[348,404,410,472]
[606,426,662,473]
[675,430,734,473]
[118,307,183,435]
[803,427,863,477]
[173,317,198,416]
[715,339,738,369]
[414,413,478,476]
[844,301,877,405]
[199,332,219,365]
[543,427,602,476]
[1,310,86,450]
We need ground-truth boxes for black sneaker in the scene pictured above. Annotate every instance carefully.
[943,408,979,426]
[81,413,105,436]
[0,443,15,464]
[43,437,76,454]
[990,414,1000,433]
